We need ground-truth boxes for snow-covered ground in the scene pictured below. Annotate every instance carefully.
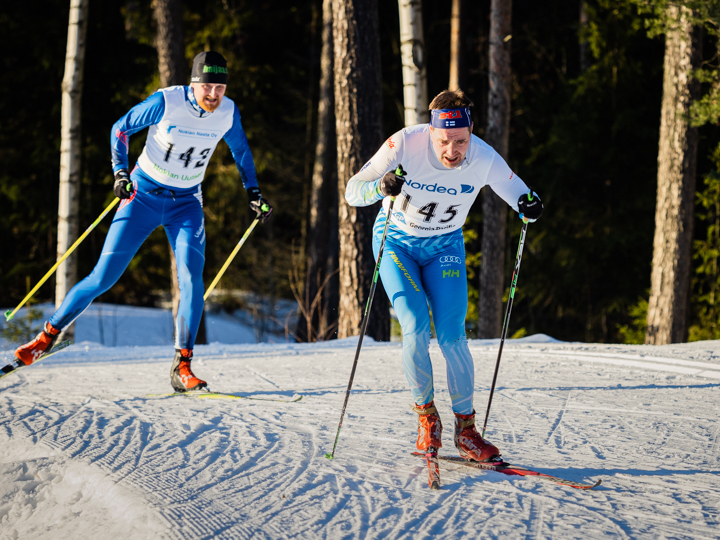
[1,330,720,538]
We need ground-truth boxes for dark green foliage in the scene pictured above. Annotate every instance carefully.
[3,0,720,344]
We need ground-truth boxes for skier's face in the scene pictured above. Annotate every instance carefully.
[430,126,473,168]
[191,83,227,112]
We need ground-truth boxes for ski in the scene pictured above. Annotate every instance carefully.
[425,447,441,490]
[0,340,73,381]
[147,390,303,403]
[412,452,601,490]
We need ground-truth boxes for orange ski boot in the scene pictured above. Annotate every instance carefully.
[170,349,207,392]
[14,322,61,366]
[453,410,500,462]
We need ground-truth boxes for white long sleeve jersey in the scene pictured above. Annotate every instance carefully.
[345,124,529,238]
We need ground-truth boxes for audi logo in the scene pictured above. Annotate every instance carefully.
[439,256,461,264]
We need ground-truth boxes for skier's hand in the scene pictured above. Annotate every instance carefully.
[379,165,407,197]
[247,187,273,223]
[113,169,133,199]
[518,190,543,223]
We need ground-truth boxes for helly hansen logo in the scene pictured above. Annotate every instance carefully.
[443,269,460,278]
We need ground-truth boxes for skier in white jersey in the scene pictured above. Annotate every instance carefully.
[14,51,273,392]
[345,89,543,462]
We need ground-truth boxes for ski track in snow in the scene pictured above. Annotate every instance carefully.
[0,338,719,538]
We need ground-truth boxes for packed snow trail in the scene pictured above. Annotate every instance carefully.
[1,337,719,539]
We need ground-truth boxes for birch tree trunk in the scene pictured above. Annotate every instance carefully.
[478,0,511,339]
[398,0,429,125]
[645,5,701,345]
[332,0,389,341]
[300,0,339,341]
[56,0,89,341]
[449,0,463,91]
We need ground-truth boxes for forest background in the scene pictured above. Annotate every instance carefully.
[2,0,720,345]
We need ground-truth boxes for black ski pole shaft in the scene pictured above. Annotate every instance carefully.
[481,221,528,438]
[325,165,405,460]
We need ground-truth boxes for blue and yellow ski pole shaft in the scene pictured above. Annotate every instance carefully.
[5,196,121,322]
[326,164,406,460]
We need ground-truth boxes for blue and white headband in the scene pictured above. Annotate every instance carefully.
[430,108,472,129]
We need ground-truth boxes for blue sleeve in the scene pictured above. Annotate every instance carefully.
[223,105,259,190]
[110,91,166,173]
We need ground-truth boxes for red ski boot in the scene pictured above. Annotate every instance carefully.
[414,401,442,489]
[170,349,207,392]
[453,410,500,462]
[14,322,61,366]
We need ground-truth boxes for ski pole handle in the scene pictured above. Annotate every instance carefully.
[5,197,121,322]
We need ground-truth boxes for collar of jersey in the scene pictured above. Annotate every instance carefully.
[185,85,214,118]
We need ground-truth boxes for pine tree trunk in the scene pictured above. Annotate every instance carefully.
[300,0,339,342]
[646,6,701,345]
[56,0,89,341]
[449,0,463,91]
[152,0,206,345]
[398,0,429,125]
[478,0,512,339]
[332,0,389,341]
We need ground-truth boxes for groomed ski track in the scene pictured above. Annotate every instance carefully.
[1,337,719,539]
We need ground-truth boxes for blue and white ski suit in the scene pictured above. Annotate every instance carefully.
[345,125,529,414]
[50,86,259,349]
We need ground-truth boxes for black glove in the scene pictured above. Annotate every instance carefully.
[379,164,407,197]
[113,169,133,199]
[247,187,273,223]
[517,190,543,223]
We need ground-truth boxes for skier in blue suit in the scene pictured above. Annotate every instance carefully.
[15,51,273,392]
[345,89,543,462]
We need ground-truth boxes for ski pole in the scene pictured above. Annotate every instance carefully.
[204,217,261,301]
[5,196,121,322]
[325,165,406,460]
[481,220,529,438]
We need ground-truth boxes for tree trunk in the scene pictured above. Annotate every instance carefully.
[478,0,512,339]
[56,0,89,342]
[579,0,589,73]
[332,0,389,341]
[152,0,206,344]
[646,5,701,345]
[449,0,463,91]
[299,0,339,342]
[398,0,429,125]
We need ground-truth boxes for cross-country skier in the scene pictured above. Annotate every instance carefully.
[14,51,273,392]
[344,89,542,462]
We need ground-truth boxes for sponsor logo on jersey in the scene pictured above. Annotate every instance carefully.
[443,269,460,278]
[175,128,218,139]
[167,125,177,133]
[385,137,396,149]
[439,256,461,264]
[151,162,203,182]
[405,181,476,196]
[392,211,406,224]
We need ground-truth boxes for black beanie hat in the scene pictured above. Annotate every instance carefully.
[191,51,228,84]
